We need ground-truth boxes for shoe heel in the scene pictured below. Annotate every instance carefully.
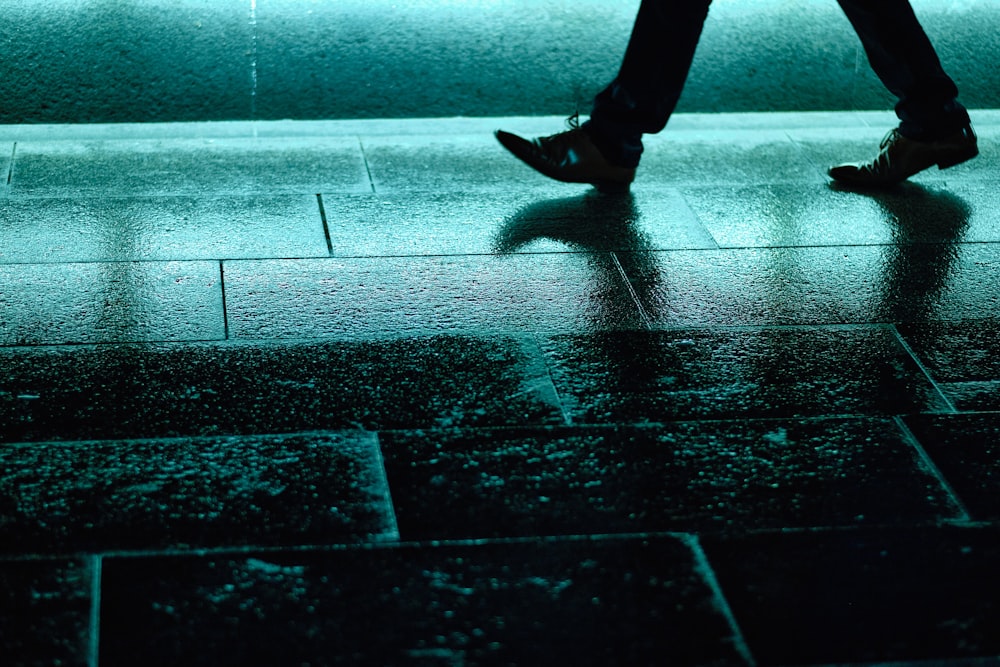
[937,147,979,170]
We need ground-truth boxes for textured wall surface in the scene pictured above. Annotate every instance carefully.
[0,0,997,124]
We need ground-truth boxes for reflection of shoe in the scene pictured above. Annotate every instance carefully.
[829,125,978,186]
[495,119,636,193]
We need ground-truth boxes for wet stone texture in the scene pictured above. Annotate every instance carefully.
[0,336,563,443]
[0,558,93,667]
[638,129,824,186]
[702,526,1000,665]
[897,320,1000,411]
[9,137,372,196]
[539,327,948,424]
[99,535,746,667]
[223,253,646,338]
[619,243,1000,328]
[946,180,1000,242]
[678,181,978,249]
[380,420,961,541]
[320,189,717,257]
[2,111,999,666]
[904,413,1000,521]
[0,260,224,345]
[361,134,571,194]
[0,431,396,555]
[0,195,328,263]
[0,142,10,197]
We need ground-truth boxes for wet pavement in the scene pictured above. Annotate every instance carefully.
[2,110,1000,666]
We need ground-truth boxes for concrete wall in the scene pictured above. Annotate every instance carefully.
[1,0,997,124]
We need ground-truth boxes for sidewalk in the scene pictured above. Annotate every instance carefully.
[2,110,1000,666]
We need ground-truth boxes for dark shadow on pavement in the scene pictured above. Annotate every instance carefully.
[832,181,971,322]
[492,191,666,325]
[493,191,649,254]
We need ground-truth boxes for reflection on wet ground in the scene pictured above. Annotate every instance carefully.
[1,112,999,666]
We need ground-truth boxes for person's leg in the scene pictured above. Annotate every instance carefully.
[829,0,977,185]
[836,0,969,138]
[584,0,714,167]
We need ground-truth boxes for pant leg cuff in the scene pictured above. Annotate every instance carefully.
[581,120,643,168]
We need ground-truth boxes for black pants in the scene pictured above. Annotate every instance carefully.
[585,0,971,167]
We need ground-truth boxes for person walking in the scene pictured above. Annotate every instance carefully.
[496,0,978,192]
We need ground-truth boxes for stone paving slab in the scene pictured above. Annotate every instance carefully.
[361,134,571,195]
[320,189,717,257]
[0,431,396,556]
[0,336,563,444]
[380,420,962,541]
[96,535,747,667]
[1,141,10,198]
[624,244,1000,327]
[9,137,371,197]
[678,181,997,248]
[0,260,223,346]
[223,254,647,339]
[904,413,1000,521]
[0,557,94,667]
[639,128,827,186]
[0,195,327,264]
[1,327,966,443]
[702,526,1000,666]
[539,327,951,424]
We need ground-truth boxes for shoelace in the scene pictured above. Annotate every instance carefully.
[865,128,901,174]
[536,112,586,161]
[879,128,901,151]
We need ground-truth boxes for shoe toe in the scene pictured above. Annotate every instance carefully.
[495,129,533,156]
[827,163,856,180]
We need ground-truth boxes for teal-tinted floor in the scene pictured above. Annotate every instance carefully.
[2,110,1000,666]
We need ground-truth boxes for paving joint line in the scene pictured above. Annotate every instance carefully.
[3,523,998,564]
[219,261,230,340]
[530,332,574,426]
[358,137,376,193]
[610,251,653,329]
[316,193,334,255]
[87,554,102,667]
[6,142,15,186]
[888,323,958,414]
[3,414,982,451]
[2,532,702,562]
[686,535,758,667]
[372,432,402,542]
[894,415,973,523]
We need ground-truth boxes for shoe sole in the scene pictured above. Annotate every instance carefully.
[592,180,631,194]
[830,144,979,186]
[936,145,979,170]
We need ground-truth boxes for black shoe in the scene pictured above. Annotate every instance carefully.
[496,117,636,192]
[829,125,978,186]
